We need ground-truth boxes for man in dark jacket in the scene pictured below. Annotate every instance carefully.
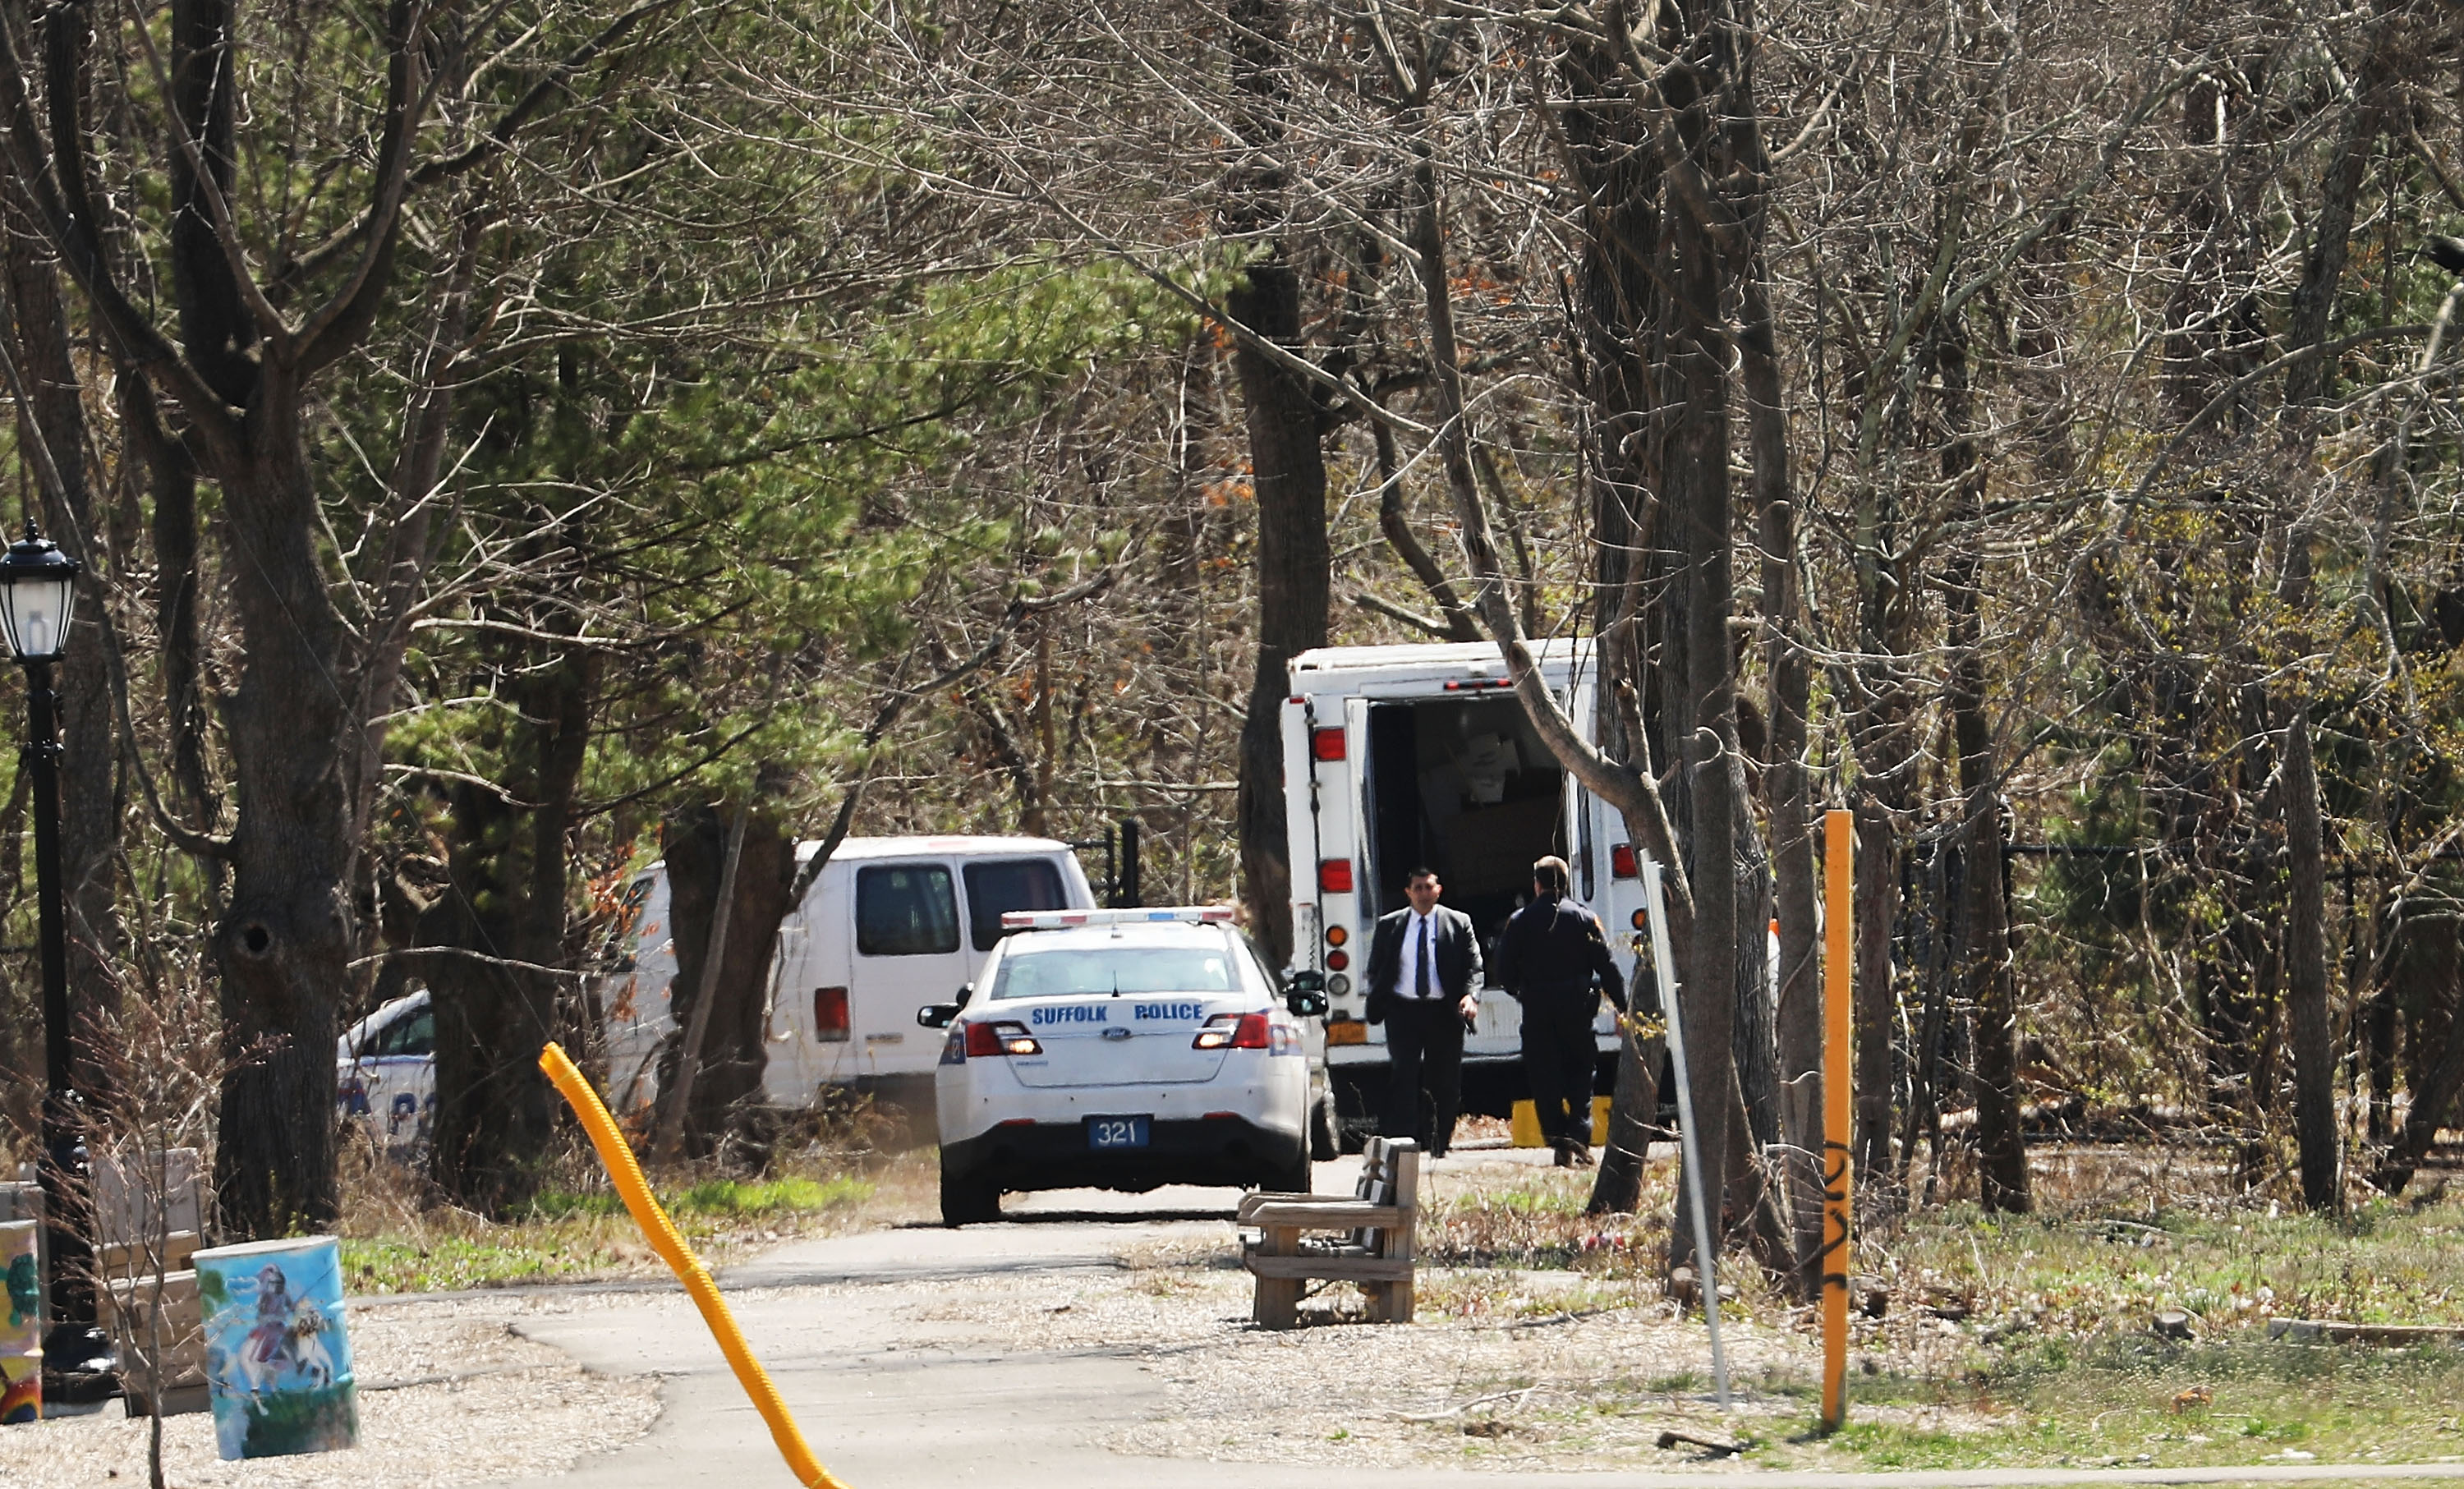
[1361,866,1483,1156]
[1495,855,1624,1166]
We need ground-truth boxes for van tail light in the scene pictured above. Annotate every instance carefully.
[1195,1012,1272,1050]
[1311,727,1346,761]
[1317,859,1354,894]
[814,986,850,1042]
[963,1021,1042,1058]
[1611,843,1639,879]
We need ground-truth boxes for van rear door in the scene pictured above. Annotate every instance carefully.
[849,859,970,1075]
[958,857,1074,954]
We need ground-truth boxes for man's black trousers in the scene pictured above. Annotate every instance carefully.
[1522,992,1601,1147]
[1381,999,1464,1156]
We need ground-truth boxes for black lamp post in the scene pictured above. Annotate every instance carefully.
[0,523,112,1401]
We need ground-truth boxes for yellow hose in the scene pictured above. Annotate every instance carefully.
[538,1041,848,1489]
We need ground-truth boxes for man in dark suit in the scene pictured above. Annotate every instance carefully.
[1496,855,1625,1167]
[1363,866,1483,1157]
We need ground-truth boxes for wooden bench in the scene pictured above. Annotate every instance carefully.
[1238,1136,1418,1328]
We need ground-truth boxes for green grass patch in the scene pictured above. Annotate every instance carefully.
[522,1174,870,1221]
[338,1156,910,1296]
[341,1232,632,1294]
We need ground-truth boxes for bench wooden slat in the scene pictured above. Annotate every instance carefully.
[1245,1202,1405,1229]
[1243,1254,1414,1281]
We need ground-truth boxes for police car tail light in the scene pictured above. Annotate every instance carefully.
[963,1020,1044,1058]
[1194,1012,1271,1050]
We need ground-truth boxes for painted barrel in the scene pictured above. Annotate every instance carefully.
[193,1236,356,1459]
[1,1220,38,1423]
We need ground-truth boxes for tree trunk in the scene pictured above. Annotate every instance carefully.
[657,793,797,1160]
[2282,706,2338,1211]
[1849,488,1917,1215]
[1224,0,1326,970]
[1666,185,1736,1270]
[2374,917,2463,1195]
[426,644,595,1213]
[1942,323,2027,1214]
[1851,788,1900,1216]
[124,380,214,831]
[1746,257,1822,1289]
[213,438,352,1236]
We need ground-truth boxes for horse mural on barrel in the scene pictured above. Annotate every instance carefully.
[194,1237,358,1459]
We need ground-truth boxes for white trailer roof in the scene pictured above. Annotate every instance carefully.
[1286,638,1594,688]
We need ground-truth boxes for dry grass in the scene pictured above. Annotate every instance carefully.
[334,1129,936,1294]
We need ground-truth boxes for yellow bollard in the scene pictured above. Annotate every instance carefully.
[537,1042,849,1489]
[1820,811,1854,1432]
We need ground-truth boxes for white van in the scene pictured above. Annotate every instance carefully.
[1279,641,1650,1147]
[596,836,1101,1112]
[761,836,1099,1110]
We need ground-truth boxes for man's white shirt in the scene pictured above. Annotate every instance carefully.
[1397,907,1441,1000]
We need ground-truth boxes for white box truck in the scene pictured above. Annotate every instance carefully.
[596,835,1101,1115]
[1279,641,1651,1148]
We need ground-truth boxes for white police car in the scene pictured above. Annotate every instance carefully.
[919,907,1332,1226]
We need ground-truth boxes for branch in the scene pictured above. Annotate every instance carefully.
[294,0,439,372]
[281,0,685,294]
[2117,324,2431,514]
[116,0,295,352]
[0,327,233,860]
[783,568,1117,906]
[0,8,240,455]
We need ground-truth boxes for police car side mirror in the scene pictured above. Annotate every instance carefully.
[1285,990,1329,1019]
[917,1004,960,1029]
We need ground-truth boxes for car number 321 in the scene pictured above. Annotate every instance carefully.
[1087,1115,1150,1149]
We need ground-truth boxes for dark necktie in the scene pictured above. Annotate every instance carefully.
[1417,917,1432,999]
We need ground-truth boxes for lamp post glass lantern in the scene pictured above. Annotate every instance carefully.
[0,523,109,1408]
[0,527,77,664]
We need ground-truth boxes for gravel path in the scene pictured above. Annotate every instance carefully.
[0,1294,658,1487]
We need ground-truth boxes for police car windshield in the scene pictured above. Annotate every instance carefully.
[990,946,1239,1000]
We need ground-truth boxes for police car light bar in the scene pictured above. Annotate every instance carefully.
[1000,907,1237,930]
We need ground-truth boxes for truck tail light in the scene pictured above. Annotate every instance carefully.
[1325,924,1348,946]
[1194,1012,1271,1050]
[1318,859,1354,894]
[814,986,850,1041]
[1326,949,1349,971]
[963,1021,1041,1058]
[1311,728,1346,761]
[1611,843,1639,879]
